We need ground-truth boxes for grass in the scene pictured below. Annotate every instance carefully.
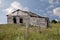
[0,23,60,40]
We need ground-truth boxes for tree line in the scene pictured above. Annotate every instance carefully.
[51,19,60,23]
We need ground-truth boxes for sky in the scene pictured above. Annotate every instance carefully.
[0,0,60,24]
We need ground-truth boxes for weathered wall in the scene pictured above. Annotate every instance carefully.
[30,17,48,28]
[7,15,48,28]
[7,16,13,24]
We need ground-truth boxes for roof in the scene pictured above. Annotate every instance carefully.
[7,9,47,18]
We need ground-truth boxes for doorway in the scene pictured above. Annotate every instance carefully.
[19,18,23,23]
[13,17,17,24]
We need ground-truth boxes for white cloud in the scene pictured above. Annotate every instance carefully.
[39,0,59,5]
[22,7,29,11]
[4,7,14,14]
[40,0,54,4]
[48,0,54,4]
[0,0,3,8]
[46,4,54,10]
[53,7,60,17]
[55,0,59,4]
[11,1,22,9]
[4,1,29,14]
[46,0,59,10]
[48,0,59,4]
[0,0,1,4]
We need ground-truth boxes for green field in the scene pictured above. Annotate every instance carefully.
[0,23,60,40]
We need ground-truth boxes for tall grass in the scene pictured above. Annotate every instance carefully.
[0,23,60,40]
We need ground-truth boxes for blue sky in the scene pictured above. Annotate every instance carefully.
[0,0,60,24]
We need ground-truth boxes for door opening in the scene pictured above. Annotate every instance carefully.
[13,17,17,24]
[20,18,23,23]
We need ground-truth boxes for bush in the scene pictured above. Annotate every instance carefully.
[51,19,57,23]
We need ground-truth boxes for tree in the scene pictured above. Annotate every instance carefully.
[51,19,57,23]
[58,21,60,23]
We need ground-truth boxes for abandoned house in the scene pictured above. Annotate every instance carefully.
[6,9,49,28]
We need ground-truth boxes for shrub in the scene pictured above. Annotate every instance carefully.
[51,19,57,23]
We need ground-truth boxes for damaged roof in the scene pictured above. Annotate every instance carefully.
[8,9,46,18]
